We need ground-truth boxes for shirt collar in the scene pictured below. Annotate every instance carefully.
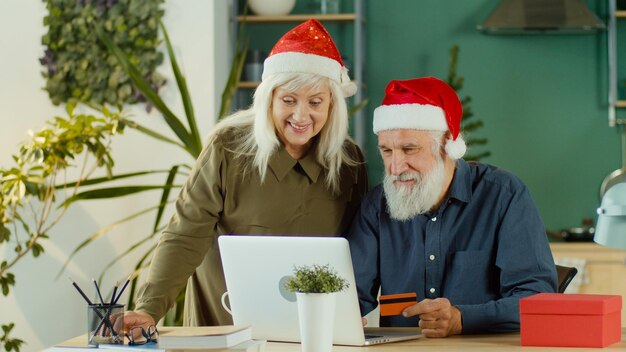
[447,159,472,204]
[268,146,322,183]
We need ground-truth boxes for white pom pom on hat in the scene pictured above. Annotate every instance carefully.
[373,76,467,159]
[262,19,356,98]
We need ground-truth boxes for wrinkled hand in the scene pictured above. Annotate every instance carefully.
[402,298,462,338]
[111,310,155,340]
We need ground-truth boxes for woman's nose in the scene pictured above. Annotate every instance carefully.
[292,104,309,121]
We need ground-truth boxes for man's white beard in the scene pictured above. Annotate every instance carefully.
[383,159,446,221]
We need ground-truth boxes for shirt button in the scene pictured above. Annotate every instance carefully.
[429,288,436,294]
[431,217,437,222]
[429,254,435,261]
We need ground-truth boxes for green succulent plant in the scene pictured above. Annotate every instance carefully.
[286,264,349,294]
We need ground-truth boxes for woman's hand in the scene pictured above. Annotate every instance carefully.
[112,310,155,339]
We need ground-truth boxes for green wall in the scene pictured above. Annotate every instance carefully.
[243,0,625,232]
[363,0,625,232]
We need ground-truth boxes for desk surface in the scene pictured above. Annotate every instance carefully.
[49,328,626,351]
[264,328,626,352]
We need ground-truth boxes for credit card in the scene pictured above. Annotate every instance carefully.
[379,292,417,316]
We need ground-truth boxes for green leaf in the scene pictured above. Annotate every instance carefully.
[153,165,180,233]
[56,169,175,188]
[219,11,249,120]
[97,226,164,284]
[58,185,181,208]
[0,226,10,243]
[159,21,201,157]
[126,244,158,310]
[55,203,170,279]
[94,25,198,157]
[349,99,369,116]
[31,242,45,258]
[1,273,15,296]
[122,119,190,152]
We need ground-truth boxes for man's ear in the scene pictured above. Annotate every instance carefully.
[439,131,451,159]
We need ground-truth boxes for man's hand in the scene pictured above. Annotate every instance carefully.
[111,310,155,339]
[402,298,462,338]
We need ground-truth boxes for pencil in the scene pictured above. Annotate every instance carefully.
[68,277,93,305]
[93,278,105,305]
[109,281,118,306]
[113,274,132,304]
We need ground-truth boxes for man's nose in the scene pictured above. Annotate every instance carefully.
[389,152,408,176]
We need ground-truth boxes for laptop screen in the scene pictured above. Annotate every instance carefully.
[218,235,367,345]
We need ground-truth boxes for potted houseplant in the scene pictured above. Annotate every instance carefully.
[285,264,348,352]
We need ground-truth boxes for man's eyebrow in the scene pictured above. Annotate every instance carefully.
[378,142,420,149]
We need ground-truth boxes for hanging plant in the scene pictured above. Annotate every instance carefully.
[41,0,166,107]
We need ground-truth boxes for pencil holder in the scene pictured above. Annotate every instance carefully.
[87,303,124,346]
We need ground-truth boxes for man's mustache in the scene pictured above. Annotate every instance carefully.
[389,172,421,182]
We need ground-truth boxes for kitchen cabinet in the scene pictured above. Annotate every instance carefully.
[550,242,626,323]
[229,0,367,146]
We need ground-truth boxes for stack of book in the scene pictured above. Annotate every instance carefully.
[157,325,261,351]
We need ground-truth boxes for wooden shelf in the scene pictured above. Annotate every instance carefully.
[617,100,626,108]
[617,10,626,18]
[238,81,259,89]
[236,13,360,23]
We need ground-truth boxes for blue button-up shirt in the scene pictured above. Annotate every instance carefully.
[347,159,557,333]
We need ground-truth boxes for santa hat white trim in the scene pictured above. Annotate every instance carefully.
[373,103,467,159]
[373,104,448,133]
[263,52,357,97]
[445,137,466,160]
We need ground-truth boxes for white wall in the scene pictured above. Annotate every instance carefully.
[0,1,230,350]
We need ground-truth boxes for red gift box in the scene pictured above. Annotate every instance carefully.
[520,293,622,348]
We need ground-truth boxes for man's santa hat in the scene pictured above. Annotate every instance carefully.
[262,19,357,97]
[373,76,466,159]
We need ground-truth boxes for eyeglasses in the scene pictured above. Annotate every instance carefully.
[126,325,159,345]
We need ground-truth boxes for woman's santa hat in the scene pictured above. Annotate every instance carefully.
[262,19,357,97]
[373,76,467,159]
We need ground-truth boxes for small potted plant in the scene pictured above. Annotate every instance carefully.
[285,264,348,352]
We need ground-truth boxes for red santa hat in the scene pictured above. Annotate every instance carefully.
[373,76,466,159]
[262,19,357,97]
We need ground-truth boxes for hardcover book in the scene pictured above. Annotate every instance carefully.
[157,326,252,349]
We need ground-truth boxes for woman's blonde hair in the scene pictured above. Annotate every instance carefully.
[206,72,358,193]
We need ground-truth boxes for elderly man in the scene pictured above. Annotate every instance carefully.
[347,77,557,338]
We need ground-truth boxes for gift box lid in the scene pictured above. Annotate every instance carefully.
[520,293,622,315]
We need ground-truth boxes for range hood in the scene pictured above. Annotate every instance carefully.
[478,0,606,34]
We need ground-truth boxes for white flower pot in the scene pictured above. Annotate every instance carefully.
[248,0,296,16]
[296,292,337,352]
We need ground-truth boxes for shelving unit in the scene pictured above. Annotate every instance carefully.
[236,13,358,22]
[230,0,367,147]
[608,1,626,126]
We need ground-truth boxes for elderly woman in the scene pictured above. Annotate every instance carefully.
[119,19,368,333]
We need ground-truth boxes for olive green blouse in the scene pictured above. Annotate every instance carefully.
[134,129,368,326]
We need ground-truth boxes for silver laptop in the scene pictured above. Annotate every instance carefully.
[218,235,422,346]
